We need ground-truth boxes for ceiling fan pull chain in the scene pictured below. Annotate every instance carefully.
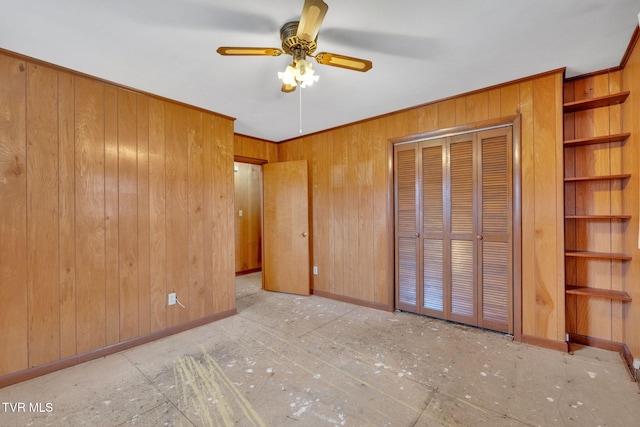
[299,85,303,134]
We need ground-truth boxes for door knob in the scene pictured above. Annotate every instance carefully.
[301,232,308,238]
[415,233,420,238]
[476,235,483,240]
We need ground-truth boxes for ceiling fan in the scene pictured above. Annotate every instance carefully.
[216,0,373,93]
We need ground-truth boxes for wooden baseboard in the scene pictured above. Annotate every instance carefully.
[235,268,262,276]
[521,334,569,352]
[311,290,394,312]
[0,308,237,389]
[568,333,637,382]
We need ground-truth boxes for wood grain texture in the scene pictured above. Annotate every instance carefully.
[58,71,77,359]
[74,76,107,354]
[26,63,60,367]
[165,104,189,327]
[137,94,151,336]
[187,109,205,319]
[104,84,119,346]
[118,88,139,341]
[0,50,236,382]
[621,37,640,357]
[148,98,167,332]
[0,55,28,376]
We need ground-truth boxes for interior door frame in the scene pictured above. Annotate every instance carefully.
[388,115,522,341]
[233,155,268,288]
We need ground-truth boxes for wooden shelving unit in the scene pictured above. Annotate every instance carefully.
[565,215,632,220]
[565,286,632,302]
[565,251,632,261]
[563,132,630,147]
[564,174,631,182]
[563,92,629,113]
[563,90,632,307]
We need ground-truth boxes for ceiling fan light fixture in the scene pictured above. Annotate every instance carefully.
[277,59,319,89]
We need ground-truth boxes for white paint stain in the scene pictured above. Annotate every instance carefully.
[587,371,597,379]
[547,397,554,402]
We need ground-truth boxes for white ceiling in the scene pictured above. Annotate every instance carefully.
[1,0,639,141]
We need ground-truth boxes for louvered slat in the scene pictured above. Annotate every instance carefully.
[482,242,509,325]
[398,237,417,305]
[450,142,473,234]
[423,239,443,311]
[451,240,474,317]
[396,149,416,233]
[422,145,443,233]
[482,135,508,234]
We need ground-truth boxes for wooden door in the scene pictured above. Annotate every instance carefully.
[394,127,513,333]
[263,160,310,295]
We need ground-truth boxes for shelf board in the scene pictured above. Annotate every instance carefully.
[563,92,630,113]
[565,251,632,260]
[563,133,631,147]
[564,174,631,182]
[565,215,632,220]
[565,286,632,302]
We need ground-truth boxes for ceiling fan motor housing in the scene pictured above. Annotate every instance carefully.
[280,21,317,56]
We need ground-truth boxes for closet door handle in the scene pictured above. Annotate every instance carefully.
[415,233,420,238]
[476,235,483,240]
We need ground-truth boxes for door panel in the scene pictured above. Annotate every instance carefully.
[394,126,513,334]
[478,129,512,332]
[263,160,310,296]
[394,145,419,310]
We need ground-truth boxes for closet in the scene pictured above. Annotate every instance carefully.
[395,126,514,334]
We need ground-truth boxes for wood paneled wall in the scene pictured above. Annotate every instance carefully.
[621,36,640,357]
[278,71,566,343]
[0,51,236,379]
[235,134,278,163]
[234,162,262,273]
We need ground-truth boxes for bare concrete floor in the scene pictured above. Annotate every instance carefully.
[1,272,639,426]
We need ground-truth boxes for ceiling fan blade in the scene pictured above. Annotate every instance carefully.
[281,82,297,93]
[217,47,283,56]
[314,52,373,72]
[297,0,329,43]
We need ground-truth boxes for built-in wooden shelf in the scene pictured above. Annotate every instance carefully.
[563,133,631,147]
[563,92,630,113]
[565,251,632,261]
[564,174,631,182]
[565,286,632,302]
[565,215,632,220]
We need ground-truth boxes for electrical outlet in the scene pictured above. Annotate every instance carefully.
[168,293,177,306]
[313,266,318,275]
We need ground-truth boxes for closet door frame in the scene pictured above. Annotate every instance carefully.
[390,115,522,340]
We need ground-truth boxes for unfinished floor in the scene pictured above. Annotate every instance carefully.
[1,272,639,426]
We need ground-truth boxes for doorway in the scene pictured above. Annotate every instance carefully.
[234,161,264,275]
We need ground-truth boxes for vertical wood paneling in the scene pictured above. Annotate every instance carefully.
[74,76,106,354]
[118,89,139,341]
[26,63,60,367]
[0,55,28,376]
[165,104,189,326]
[532,75,560,340]
[103,85,119,346]
[519,81,536,336]
[0,51,236,382]
[202,114,214,315]
[187,110,205,319]
[148,98,167,332]
[357,122,374,301]
[621,38,640,356]
[212,115,235,312]
[58,71,76,359]
[371,118,390,304]
[137,94,150,336]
